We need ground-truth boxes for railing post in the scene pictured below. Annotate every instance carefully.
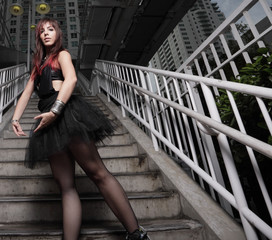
[101,63,111,102]
[139,70,159,151]
[198,80,258,240]
[14,66,19,106]
[114,65,126,117]
[0,69,7,123]
[185,66,234,215]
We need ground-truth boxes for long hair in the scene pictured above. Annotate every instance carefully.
[31,17,64,81]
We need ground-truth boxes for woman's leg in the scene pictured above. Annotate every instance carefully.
[49,151,82,240]
[69,139,139,234]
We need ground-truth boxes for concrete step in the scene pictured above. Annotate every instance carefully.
[0,156,149,176]
[0,219,203,240]
[0,133,132,148]
[0,172,163,195]
[0,192,181,223]
[0,143,139,161]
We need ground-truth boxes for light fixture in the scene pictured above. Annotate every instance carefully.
[9,3,24,16]
[36,2,50,14]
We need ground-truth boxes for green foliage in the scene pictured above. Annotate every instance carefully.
[216,47,272,147]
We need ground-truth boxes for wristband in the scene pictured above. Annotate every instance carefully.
[11,119,19,123]
[50,100,65,115]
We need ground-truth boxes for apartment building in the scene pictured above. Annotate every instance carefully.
[150,0,226,72]
[5,0,85,59]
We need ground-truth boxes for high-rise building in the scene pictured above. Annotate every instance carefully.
[150,0,226,72]
[0,0,12,48]
[5,0,84,59]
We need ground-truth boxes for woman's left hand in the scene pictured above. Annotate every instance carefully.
[34,111,57,132]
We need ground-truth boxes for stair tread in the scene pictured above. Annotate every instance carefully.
[0,191,175,202]
[0,218,202,236]
[0,171,158,178]
[0,142,136,150]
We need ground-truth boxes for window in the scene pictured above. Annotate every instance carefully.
[10,20,16,25]
[57,13,65,17]
[10,28,16,33]
[69,9,75,14]
[71,33,77,38]
[70,25,76,30]
[56,5,65,10]
[69,2,74,7]
[70,17,76,22]
[72,41,78,47]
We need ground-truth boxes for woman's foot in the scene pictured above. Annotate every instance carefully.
[126,226,151,240]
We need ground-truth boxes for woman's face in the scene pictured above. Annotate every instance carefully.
[40,22,57,47]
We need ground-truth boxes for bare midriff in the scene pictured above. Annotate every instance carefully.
[52,80,63,91]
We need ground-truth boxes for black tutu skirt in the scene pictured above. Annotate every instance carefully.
[25,92,115,168]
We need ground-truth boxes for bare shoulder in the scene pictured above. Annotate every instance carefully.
[57,50,75,76]
[58,50,72,62]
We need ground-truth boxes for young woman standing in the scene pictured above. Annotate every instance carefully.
[11,17,150,240]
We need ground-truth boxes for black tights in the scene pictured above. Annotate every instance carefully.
[49,139,139,240]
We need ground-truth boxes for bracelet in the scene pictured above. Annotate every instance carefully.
[11,119,19,123]
[50,99,65,115]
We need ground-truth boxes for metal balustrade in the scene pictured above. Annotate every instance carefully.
[89,59,272,240]
[0,64,29,122]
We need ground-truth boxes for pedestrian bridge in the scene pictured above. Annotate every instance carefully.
[0,0,272,239]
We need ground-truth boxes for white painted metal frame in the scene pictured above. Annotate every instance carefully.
[0,64,29,123]
[93,59,272,240]
[175,1,272,238]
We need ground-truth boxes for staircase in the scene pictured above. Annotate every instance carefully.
[0,95,204,240]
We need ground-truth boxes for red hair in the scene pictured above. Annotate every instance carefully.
[31,17,64,81]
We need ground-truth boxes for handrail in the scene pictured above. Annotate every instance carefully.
[96,60,272,99]
[0,64,27,73]
[0,72,29,88]
[94,66,272,158]
[93,59,272,240]
[0,64,29,122]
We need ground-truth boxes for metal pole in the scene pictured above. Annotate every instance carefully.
[27,4,31,72]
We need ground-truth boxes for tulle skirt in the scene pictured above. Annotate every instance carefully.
[25,92,115,168]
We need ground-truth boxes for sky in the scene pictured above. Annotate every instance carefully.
[214,0,243,17]
[213,0,272,24]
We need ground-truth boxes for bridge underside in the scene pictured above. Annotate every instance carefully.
[78,0,196,77]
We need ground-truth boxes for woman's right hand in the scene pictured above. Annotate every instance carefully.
[12,121,26,137]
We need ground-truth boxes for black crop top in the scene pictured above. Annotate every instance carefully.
[35,65,64,98]
[51,68,64,81]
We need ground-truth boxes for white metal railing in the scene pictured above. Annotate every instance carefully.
[175,1,272,239]
[92,59,272,240]
[0,64,29,122]
[177,0,272,77]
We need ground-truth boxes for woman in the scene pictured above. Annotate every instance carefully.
[11,17,150,240]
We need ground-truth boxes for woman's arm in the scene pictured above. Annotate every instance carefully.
[33,50,77,132]
[12,77,35,136]
[55,50,77,103]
